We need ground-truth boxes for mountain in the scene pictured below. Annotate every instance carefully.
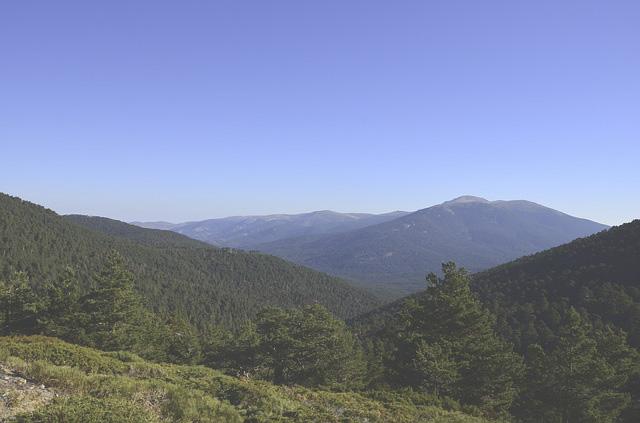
[134,210,409,248]
[254,196,608,294]
[0,193,380,329]
[129,220,177,231]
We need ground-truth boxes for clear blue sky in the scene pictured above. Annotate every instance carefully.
[1,1,638,225]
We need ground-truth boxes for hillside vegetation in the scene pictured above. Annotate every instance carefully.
[353,222,640,422]
[0,193,379,329]
[0,336,489,422]
[3,192,638,422]
[474,219,640,349]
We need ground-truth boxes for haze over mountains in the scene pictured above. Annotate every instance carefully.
[136,196,608,295]
[133,210,409,248]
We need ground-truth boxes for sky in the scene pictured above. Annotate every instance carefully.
[1,1,638,225]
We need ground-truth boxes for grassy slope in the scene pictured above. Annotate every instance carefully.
[0,336,488,423]
[0,193,380,329]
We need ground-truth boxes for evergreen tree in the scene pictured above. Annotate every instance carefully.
[410,340,459,397]
[249,304,366,388]
[38,267,82,340]
[163,315,202,364]
[206,311,369,388]
[0,272,43,335]
[392,262,523,418]
[518,309,633,423]
[79,251,147,351]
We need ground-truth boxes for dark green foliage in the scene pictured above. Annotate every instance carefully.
[1,254,179,363]
[79,251,148,352]
[471,220,640,421]
[389,263,523,418]
[162,315,202,365]
[474,220,640,350]
[516,309,636,422]
[65,214,211,249]
[37,268,82,341]
[0,272,43,336]
[0,193,379,330]
[206,305,366,389]
[202,322,261,378]
[254,305,366,388]
[355,222,640,421]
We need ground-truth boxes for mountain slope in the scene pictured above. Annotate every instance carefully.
[135,210,409,248]
[255,196,608,294]
[66,214,211,249]
[354,220,640,343]
[0,193,380,329]
[350,222,640,422]
[474,219,640,348]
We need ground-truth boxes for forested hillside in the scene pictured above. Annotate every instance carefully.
[0,193,379,329]
[474,219,640,349]
[65,214,211,249]
[0,252,490,422]
[352,222,640,422]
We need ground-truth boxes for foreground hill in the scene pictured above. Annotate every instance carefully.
[256,196,607,294]
[134,210,409,248]
[0,336,489,422]
[0,193,379,328]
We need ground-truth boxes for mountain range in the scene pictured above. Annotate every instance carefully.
[136,196,607,295]
[133,210,409,248]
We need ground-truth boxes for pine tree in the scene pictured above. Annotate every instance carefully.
[254,304,366,388]
[79,251,147,351]
[516,309,636,422]
[164,315,202,364]
[392,262,523,417]
[38,267,82,340]
[0,272,43,335]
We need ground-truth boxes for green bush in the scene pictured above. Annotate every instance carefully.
[2,336,489,423]
[13,396,157,423]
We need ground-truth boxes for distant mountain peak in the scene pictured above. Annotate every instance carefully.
[443,195,491,205]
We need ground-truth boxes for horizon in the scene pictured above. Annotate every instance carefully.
[1,190,621,227]
[2,1,639,225]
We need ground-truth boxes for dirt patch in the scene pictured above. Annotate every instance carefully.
[0,365,57,421]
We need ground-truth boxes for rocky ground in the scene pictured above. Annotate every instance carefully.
[0,365,56,421]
